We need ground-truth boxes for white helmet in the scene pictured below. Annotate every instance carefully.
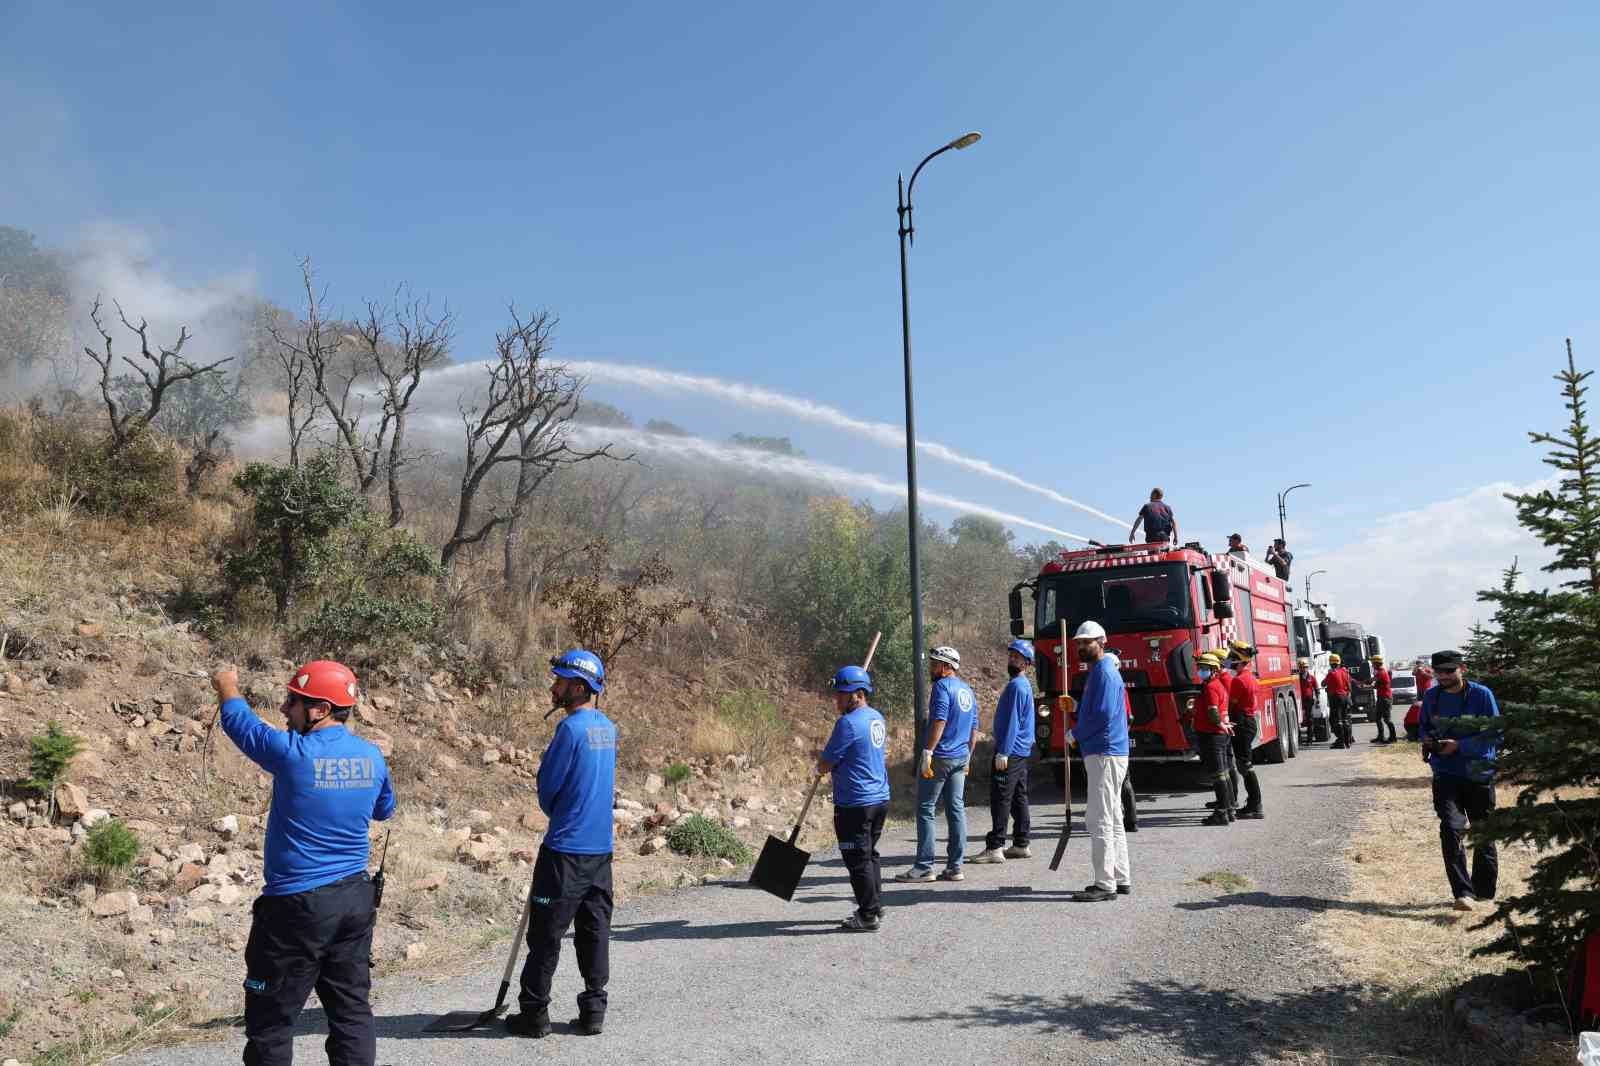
[1073,620,1107,641]
[929,645,961,669]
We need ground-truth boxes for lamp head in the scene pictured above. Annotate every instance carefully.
[949,132,982,150]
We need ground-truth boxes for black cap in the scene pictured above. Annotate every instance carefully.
[1431,649,1463,668]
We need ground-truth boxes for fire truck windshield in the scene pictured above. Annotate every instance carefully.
[1036,563,1195,635]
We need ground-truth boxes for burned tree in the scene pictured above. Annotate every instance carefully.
[83,298,231,454]
[439,307,623,579]
[265,266,334,470]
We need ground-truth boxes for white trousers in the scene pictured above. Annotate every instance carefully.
[1083,754,1131,890]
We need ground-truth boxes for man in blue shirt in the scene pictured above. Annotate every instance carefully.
[212,660,395,1066]
[1417,648,1500,912]
[1068,621,1132,902]
[818,665,891,931]
[971,640,1037,864]
[509,649,617,1039]
[897,645,977,883]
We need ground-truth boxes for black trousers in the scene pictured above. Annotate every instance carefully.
[1196,731,1233,809]
[1330,695,1354,744]
[834,802,887,918]
[1122,771,1138,831]
[984,758,1031,850]
[519,846,613,1020]
[1432,774,1498,901]
[243,873,376,1066]
[1372,697,1396,741]
[1229,715,1262,812]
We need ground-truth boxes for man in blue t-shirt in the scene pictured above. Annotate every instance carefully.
[1067,622,1132,902]
[509,649,617,1039]
[213,659,395,1066]
[896,645,978,883]
[971,640,1037,864]
[1417,648,1500,912]
[818,665,891,931]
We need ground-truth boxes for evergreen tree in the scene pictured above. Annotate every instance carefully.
[1469,340,1600,984]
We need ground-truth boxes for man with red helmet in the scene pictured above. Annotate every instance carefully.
[212,660,395,1066]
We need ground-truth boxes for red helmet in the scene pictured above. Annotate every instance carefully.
[286,660,360,708]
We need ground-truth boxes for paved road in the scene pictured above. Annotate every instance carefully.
[131,742,1371,1066]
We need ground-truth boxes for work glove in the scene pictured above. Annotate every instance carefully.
[919,749,933,779]
[993,754,1009,772]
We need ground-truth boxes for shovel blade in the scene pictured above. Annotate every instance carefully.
[748,835,810,901]
[422,1005,508,1033]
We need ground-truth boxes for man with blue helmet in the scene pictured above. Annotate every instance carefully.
[507,649,617,1040]
[817,665,891,931]
[971,640,1037,864]
[897,645,977,883]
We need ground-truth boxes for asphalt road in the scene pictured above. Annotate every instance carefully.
[130,740,1373,1066]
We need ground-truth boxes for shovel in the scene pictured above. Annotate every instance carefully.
[749,632,880,901]
[422,884,536,1032]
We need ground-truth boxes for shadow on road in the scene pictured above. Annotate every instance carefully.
[612,917,839,941]
[1286,775,1431,790]
[1174,890,1450,923]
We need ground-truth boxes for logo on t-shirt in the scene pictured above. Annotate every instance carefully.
[956,688,975,713]
[869,719,886,748]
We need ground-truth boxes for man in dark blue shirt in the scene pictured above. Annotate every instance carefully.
[818,665,891,931]
[1128,487,1177,545]
[213,660,395,1066]
[509,649,617,1039]
[971,640,1036,864]
[1417,648,1500,912]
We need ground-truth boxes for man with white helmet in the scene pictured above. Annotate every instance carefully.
[896,645,977,883]
[1067,621,1132,900]
[970,640,1037,864]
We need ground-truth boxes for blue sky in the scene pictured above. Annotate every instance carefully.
[5,1,1598,653]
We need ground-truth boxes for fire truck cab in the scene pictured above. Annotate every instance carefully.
[1010,541,1302,773]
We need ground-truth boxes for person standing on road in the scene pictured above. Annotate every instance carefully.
[1225,643,1265,820]
[1359,654,1397,744]
[971,640,1036,865]
[1188,652,1235,827]
[212,661,395,1066]
[897,646,977,884]
[817,665,890,932]
[1323,653,1355,749]
[508,649,616,1039]
[1265,539,1293,581]
[1128,487,1178,545]
[1418,649,1501,912]
[1068,621,1132,901]
[1296,658,1319,741]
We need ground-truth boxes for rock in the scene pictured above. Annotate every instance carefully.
[404,942,427,961]
[186,907,216,926]
[480,749,501,766]
[55,781,90,820]
[175,843,205,864]
[643,772,664,794]
[718,858,736,869]
[145,719,173,737]
[125,904,155,927]
[211,815,239,839]
[151,927,177,945]
[71,750,110,780]
[215,884,242,906]
[177,734,198,754]
[123,730,144,752]
[653,802,675,816]
[639,836,669,856]
[700,805,719,820]
[465,809,494,827]
[363,728,393,757]
[75,619,106,638]
[518,811,548,832]
[92,890,138,918]
[409,874,445,892]
[173,863,209,892]
[80,808,111,829]
[355,703,379,725]
[434,753,459,771]
[458,839,505,867]
[7,801,27,822]
[370,694,395,712]
[188,883,218,903]
[730,816,751,830]
[732,792,765,809]
[74,883,98,906]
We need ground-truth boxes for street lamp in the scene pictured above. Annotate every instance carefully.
[1305,569,1328,604]
[1276,482,1311,544]
[897,131,981,742]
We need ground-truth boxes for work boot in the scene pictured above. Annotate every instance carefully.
[1237,806,1264,820]
[1072,885,1116,902]
[1331,740,1347,749]
[968,848,1006,864]
[571,1013,604,1036]
[1003,844,1032,859]
[840,910,881,932]
[1202,811,1230,826]
[506,1009,552,1039]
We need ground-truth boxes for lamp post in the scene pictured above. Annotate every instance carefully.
[898,131,981,743]
[1305,569,1328,604]
[1276,482,1311,544]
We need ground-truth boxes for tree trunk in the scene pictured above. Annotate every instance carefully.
[387,412,407,527]
[275,525,295,625]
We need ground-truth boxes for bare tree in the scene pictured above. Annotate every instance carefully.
[439,307,624,578]
[265,267,331,470]
[82,298,231,453]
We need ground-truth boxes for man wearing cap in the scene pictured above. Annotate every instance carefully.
[1128,487,1178,545]
[1323,653,1354,749]
[1227,533,1250,557]
[1225,643,1265,819]
[970,640,1037,865]
[508,649,617,1039]
[818,665,890,930]
[1418,649,1501,911]
[1188,651,1235,826]
[1359,654,1397,744]
[211,661,396,1066]
[1069,621,1132,900]
[897,645,977,883]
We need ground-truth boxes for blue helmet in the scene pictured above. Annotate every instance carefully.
[550,648,605,694]
[831,665,873,694]
[1007,639,1035,664]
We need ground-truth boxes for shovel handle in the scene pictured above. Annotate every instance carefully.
[500,880,536,988]
[790,632,881,847]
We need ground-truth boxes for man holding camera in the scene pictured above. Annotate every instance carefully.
[1417,649,1500,912]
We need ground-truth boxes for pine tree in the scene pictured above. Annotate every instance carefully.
[1470,340,1600,985]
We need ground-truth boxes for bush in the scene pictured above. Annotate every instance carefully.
[665,814,751,863]
[26,721,82,798]
[29,419,180,522]
[83,819,140,882]
[715,689,788,765]
[663,761,691,787]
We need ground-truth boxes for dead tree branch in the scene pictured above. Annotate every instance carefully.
[82,297,231,452]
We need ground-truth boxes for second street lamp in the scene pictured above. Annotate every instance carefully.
[1306,569,1328,604]
[898,131,981,744]
[1277,482,1311,544]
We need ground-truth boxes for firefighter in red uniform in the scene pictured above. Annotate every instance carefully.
[1358,654,1396,744]
[1405,661,1432,741]
[1323,653,1354,749]
[1225,642,1264,820]
[1205,651,1236,812]
[1296,658,1318,743]
[1187,652,1234,826]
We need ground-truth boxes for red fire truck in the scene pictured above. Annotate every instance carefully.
[1008,541,1302,778]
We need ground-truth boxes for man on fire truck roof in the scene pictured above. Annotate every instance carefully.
[1128,488,1178,545]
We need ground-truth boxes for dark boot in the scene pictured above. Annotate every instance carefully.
[571,1013,604,1036]
[1203,780,1232,826]
[1237,771,1264,818]
[506,1009,552,1038]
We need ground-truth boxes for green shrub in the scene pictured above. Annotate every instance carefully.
[715,689,788,765]
[26,721,82,798]
[83,818,140,881]
[664,814,751,863]
[30,419,180,522]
